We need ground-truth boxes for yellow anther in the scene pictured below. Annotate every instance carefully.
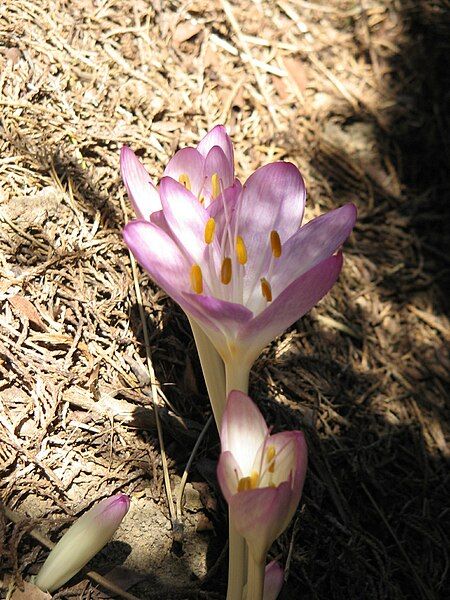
[204,218,216,244]
[250,470,259,488]
[266,445,276,473]
[270,230,282,258]
[260,277,272,302]
[237,471,260,492]
[221,257,232,285]
[211,172,220,198]
[237,476,252,492]
[178,173,191,191]
[235,235,248,265]
[190,264,203,294]
[199,195,205,204]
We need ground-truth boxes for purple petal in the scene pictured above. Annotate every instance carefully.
[183,293,252,326]
[229,482,293,562]
[163,147,205,198]
[149,209,171,235]
[197,124,234,169]
[238,253,343,363]
[159,177,213,265]
[123,220,221,331]
[264,561,284,600]
[206,181,241,238]
[220,391,268,474]
[120,146,161,219]
[235,162,306,300]
[271,203,357,295]
[204,145,234,193]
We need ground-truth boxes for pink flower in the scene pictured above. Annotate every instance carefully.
[121,125,356,369]
[217,391,307,563]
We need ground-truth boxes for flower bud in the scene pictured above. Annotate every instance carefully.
[35,494,130,592]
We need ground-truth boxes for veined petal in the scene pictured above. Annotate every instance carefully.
[204,145,234,193]
[272,203,357,295]
[123,220,221,331]
[266,431,307,491]
[238,253,343,364]
[206,181,241,239]
[229,482,293,563]
[182,294,253,353]
[163,147,205,198]
[159,177,213,265]
[149,209,170,235]
[120,146,161,219]
[217,450,242,502]
[220,391,268,475]
[264,561,284,600]
[197,124,234,169]
[236,162,306,301]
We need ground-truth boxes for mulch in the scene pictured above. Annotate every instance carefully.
[1,1,448,599]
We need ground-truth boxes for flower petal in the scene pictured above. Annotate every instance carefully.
[220,391,268,475]
[267,431,307,490]
[271,203,357,295]
[163,147,205,198]
[184,292,252,333]
[204,145,234,193]
[197,124,234,169]
[238,253,343,364]
[217,450,242,501]
[159,177,212,265]
[264,561,284,600]
[120,146,161,219]
[229,482,293,563]
[123,220,221,331]
[235,162,306,303]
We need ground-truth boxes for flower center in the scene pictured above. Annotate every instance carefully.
[187,174,283,312]
[236,445,278,492]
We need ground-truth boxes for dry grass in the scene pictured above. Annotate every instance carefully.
[0,1,449,599]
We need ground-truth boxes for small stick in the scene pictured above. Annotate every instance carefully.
[175,414,213,523]
[220,0,282,129]
[119,195,177,526]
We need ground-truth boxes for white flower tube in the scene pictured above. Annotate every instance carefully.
[35,494,130,593]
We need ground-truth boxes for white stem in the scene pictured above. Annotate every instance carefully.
[225,359,251,600]
[246,554,265,600]
[188,317,226,426]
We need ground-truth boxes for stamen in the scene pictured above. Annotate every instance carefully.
[235,235,248,265]
[237,471,260,492]
[190,264,203,294]
[266,445,276,473]
[237,476,251,492]
[211,172,220,198]
[250,470,259,488]
[204,218,216,244]
[260,277,272,302]
[221,257,232,285]
[270,230,282,258]
[178,173,191,191]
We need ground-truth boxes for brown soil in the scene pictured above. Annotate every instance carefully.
[0,1,448,599]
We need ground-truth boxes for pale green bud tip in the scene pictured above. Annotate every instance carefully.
[35,494,130,593]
